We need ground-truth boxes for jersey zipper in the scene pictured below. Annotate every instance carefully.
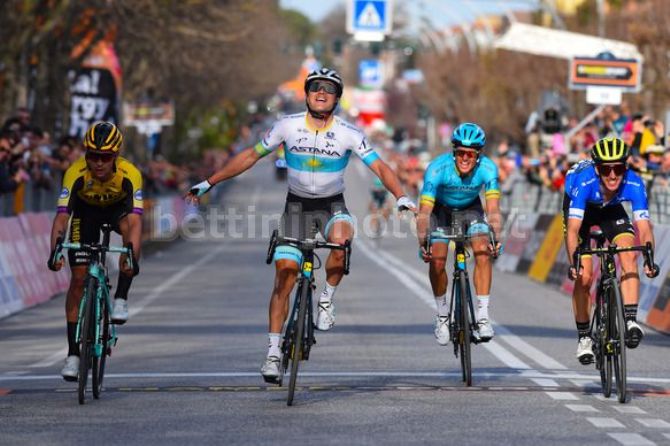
[313,130,319,194]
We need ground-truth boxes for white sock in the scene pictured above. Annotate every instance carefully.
[477,295,490,321]
[435,294,449,317]
[268,333,281,358]
[320,282,337,303]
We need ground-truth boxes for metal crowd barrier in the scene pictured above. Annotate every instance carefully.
[500,178,670,225]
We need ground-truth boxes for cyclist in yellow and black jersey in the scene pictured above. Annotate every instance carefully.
[48,122,143,382]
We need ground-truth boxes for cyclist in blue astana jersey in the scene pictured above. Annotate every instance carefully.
[186,68,416,382]
[564,137,656,365]
[416,123,502,346]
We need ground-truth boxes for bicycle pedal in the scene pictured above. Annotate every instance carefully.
[262,375,282,386]
[579,355,595,365]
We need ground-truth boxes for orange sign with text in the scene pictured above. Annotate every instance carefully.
[569,57,641,91]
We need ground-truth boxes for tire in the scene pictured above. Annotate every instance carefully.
[611,285,627,403]
[92,297,109,399]
[287,280,309,406]
[458,273,472,387]
[595,294,612,398]
[78,277,97,405]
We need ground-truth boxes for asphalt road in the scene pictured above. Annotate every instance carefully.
[1,159,669,446]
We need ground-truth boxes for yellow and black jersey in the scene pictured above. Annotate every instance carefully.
[57,156,143,214]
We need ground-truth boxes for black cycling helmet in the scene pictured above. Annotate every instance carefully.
[591,137,629,164]
[83,121,123,154]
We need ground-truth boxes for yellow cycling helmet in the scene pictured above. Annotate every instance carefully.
[591,137,629,164]
[83,121,123,153]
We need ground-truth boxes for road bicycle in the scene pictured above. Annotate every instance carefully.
[51,224,134,404]
[265,228,351,406]
[426,217,498,387]
[575,229,657,403]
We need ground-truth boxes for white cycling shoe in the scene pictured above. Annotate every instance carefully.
[625,320,644,349]
[61,355,79,382]
[111,298,129,324]
[476,318,494,342]
[315,301,335,331]
[260,356,281,384]
[434,315,450,346]
[576,336,595,365]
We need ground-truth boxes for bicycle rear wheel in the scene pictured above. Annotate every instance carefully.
[92,296,110,399]
[595,297,612,398]
[610,285,627,403]
[287,280,309,406]
[458,273,472,387]
[78,277,97,405]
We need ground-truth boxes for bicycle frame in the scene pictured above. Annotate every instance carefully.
[266,229,351,405]
[576,231,657,403]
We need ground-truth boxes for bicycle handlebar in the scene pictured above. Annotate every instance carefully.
[427,226,500,259]
[266,230,352,275]
[574,242,659,278]
[51,238,135,272]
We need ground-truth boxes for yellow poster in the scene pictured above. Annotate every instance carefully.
[528,214,564,283]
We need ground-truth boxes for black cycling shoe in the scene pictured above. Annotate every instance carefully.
[625,320,644,349]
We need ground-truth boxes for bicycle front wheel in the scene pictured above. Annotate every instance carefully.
[610,285,627,403]
[78,277,97,405]
[595,296,612,398]
[92,296,110,399]
[458,273,472,387]
[287,280,310,406]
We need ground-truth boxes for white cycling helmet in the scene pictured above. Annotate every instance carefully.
[304,68,343,98]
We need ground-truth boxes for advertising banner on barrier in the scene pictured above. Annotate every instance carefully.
[517,214,554,274]
[0,218,24,318]
[638,225,670,324]
[528,214,564,283]
[496,213,538,272]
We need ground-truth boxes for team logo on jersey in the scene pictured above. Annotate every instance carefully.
[134,190,143,201]
[326,131,335,139]
[289,146,340,157]
[59,187,70,199]
[637,211,649,220]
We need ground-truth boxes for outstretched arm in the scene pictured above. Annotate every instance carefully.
[368,159,416,212]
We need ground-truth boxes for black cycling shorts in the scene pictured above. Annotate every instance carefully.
[561,193,635,250]
[67,202,129,266]
[430,199,488,233]
[280,192,353,241]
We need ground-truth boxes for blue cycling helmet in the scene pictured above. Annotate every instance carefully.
[451,122,486,149]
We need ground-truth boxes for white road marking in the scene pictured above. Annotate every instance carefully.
[357,238,572,374]
[587,417,626,428]
[27,242,231,369]
[546,392,579,400]
[531,378,559,387]
[613,406,647,415]
[565,404,599,413]
[608,433,656,446]
[635,419,670,429]
[355,238,536,371]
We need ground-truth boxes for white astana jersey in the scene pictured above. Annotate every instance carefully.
[254,112,380,198]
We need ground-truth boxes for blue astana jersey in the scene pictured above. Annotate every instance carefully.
[420,153,500,209]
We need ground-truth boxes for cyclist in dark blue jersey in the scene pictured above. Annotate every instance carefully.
[416,123,502,346]
[563,137,656,364]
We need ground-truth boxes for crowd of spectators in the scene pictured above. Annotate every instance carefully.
[491,102,670,208]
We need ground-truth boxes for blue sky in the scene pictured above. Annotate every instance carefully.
[279,0,540,30]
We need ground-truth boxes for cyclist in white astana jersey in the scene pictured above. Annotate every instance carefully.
[187,68,416,383]
[257,111,379,198]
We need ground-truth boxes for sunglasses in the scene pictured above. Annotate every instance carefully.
[597,163,626,177]
[308,81,338,95]
[454,150,478,159]
[86,152,116,163]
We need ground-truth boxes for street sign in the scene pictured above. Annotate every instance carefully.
[586,86,622,105]
[347,0,393,41]
[569,56,642,92]
[359,59,384,88]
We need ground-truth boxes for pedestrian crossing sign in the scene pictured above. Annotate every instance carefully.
[347,0,393,39]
